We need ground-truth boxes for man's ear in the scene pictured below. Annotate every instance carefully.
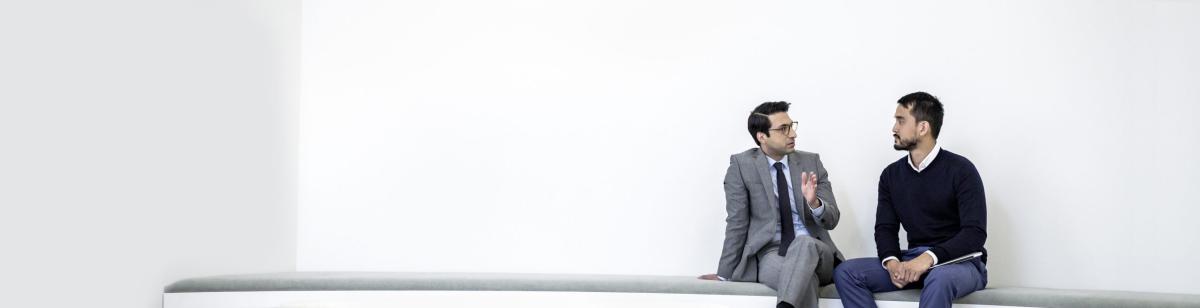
[917,121,929,137]
[756,131,767,144]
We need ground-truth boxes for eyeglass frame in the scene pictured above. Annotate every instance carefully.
[769,121,799,136]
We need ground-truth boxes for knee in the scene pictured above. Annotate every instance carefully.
[922,269,960,292]
[833,264,852,284]
[833,259,865,286]
[786,237,819,255]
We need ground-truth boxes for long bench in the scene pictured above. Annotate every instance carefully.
[163,272,1200,308]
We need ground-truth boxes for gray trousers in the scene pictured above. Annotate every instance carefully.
[757,235,837,308]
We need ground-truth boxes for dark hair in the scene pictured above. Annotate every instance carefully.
[897,92,944,139]
[747,101,790,146]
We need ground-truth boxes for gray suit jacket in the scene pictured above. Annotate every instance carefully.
[717,148,843,282]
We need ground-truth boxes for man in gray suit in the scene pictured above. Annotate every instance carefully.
[700,101,843,308]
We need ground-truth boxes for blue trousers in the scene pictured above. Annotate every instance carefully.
[833,247,987,308]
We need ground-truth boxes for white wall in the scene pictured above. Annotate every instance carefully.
[0,1,298,307]
[296,0,1200,295]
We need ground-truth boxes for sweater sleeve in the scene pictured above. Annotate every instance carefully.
[928,160,987,263]
[874,167,902,261]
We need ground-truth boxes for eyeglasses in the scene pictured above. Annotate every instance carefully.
[770,121,799,134]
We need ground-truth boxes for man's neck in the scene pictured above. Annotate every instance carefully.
[908,139,935,167]
[761,147,785,162]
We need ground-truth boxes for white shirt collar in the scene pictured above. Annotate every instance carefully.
[908,143,941,173]
[767,153,789,169]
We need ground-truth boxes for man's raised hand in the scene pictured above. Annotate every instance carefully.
[801,171,819,208]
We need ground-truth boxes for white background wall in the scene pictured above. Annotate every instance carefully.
[299,0,1200,295]
[0,1,298,307]
[2,1,1195,306]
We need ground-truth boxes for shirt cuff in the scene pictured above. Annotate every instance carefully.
[717,276,727,281]
[810,198,825,218]
[880,256,899,269]
[923,250,939,266]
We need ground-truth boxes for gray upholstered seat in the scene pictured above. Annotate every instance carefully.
[165,272,1200,308]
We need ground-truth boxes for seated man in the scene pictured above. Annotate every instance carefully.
[700,101,843,308]
[833,92,988,308]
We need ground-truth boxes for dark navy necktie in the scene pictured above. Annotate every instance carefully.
[774,162,795,256]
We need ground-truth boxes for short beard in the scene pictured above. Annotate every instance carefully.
[763,145,795,157]
[893,135,917,151]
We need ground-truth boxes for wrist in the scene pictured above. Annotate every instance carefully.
[881,256,900,269]
[921,251,938,267]
[919,255,934,268]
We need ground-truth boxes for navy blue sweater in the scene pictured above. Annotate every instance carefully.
[875,149,987,263]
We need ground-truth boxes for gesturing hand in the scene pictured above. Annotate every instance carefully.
[800,171,819,208]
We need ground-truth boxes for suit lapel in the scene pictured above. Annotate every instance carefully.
[754,150,779,212]
[788,153,816,229]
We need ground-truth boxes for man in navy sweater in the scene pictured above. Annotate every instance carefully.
[833,92,987,308]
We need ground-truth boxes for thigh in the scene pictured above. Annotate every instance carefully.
[923,259,987,292]
[785,236,836,285]
[757,247,782,289]
[836,257,907,293]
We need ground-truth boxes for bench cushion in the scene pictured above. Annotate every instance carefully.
[165,272,1200,308]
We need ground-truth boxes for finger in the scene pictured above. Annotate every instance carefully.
[906,270,921,284]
